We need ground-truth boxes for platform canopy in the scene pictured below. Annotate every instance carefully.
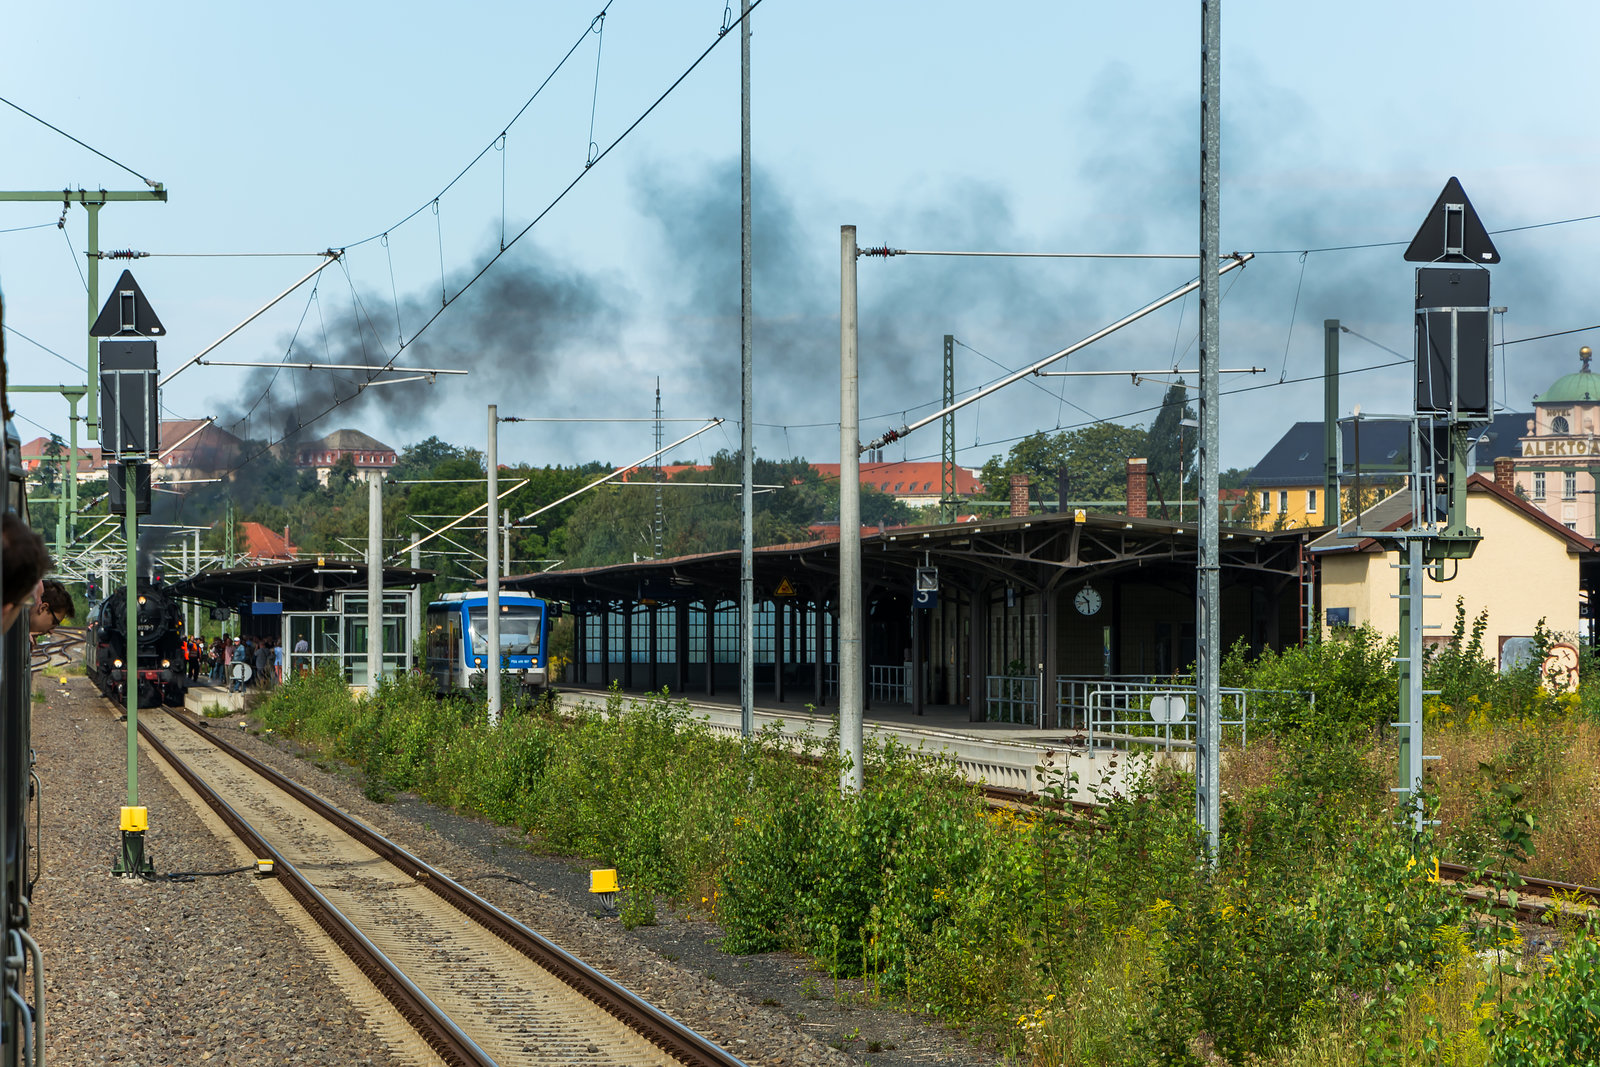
[495,511,1306,608]
[169,560,434,613]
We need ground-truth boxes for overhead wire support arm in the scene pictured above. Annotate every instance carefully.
[1036,366,1265,383]
[861,252,1253,451]
[194,360,468,378]
[158,251,343,386]
[514,419,727,525]
[861,246,1203,260]
[394,479,532,560]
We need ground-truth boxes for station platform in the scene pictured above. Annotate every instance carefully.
[552,683,1178,799]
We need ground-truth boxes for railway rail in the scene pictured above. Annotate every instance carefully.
[135,705,749,1067]
[979,785,1600,923]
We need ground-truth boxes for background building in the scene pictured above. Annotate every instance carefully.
[1507,348,1600,537]
[296,428,398,485]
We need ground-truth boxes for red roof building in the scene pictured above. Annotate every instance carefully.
[238,522,298,562]
[810,461,984,504]
[18,437,103,482]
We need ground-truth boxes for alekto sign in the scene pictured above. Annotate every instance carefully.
[1521,438,1600,457]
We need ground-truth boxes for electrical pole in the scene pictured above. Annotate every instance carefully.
[366,473,382,696]
[486,405,501,726]
[1194,0,1223,861]
[0,188,167,438]
[839,225,863,793]
[1324,320,1341,529]
[941,335,956,525]
[738,0,755,738]
[410,535,423,657]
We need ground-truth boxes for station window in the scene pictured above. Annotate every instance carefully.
[1565,471,1578,500]
[1534,472,1546,500]
[1260,491,1270,512]
[1307,488,1318,513]
[1278,490,1289,514]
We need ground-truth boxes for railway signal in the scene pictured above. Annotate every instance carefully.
[1386,178,1497,835]
[93,270,163,877]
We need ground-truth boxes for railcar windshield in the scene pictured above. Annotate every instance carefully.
[467,605,543,656]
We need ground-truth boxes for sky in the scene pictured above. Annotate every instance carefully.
[4,1,1600,481]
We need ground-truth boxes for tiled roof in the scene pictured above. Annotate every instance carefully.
[1307,474,1596,555]
[239,522,298,561]
[811,461,983,496]
[311,428,394,453]
[1247,414,1529,488]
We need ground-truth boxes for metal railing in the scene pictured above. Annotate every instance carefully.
[1085,682,1249,751]
[985,674,1038,725]
[1055,676,1310,750]
[870,665,909,703]
[824,663,911,704]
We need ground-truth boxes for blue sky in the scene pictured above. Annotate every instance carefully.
[4,1,1599,477]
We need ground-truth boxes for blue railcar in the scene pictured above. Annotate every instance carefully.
[424,591,550,693]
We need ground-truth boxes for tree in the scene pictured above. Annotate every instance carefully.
[977,422,1149,511]
[1145,380,1197,519]
[38,434,64,494]
[393,436,474,481]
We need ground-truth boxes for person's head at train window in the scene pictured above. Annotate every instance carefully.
[2,514,51,633]
[30,578,72,635]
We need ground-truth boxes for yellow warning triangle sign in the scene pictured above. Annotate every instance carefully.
[774,578,797,597]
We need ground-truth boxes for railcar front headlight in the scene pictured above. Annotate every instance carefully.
[113,659,123,668]
[161,660,170,668]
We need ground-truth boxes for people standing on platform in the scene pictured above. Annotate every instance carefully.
[254,638,273,690]
[273,639,284,684]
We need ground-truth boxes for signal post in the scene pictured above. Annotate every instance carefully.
[93,271,164,876]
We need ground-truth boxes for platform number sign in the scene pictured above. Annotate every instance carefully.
[914,567,938,610]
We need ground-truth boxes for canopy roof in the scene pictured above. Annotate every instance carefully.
[170,560,433,612]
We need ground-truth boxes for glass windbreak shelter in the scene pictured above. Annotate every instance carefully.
[284,591,413,686]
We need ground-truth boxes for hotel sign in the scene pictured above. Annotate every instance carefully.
[1521,438,1600,457]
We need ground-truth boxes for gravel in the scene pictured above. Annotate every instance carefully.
[32,676,1015,1067]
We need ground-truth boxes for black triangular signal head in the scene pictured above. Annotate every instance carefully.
[1403,177,1500,265]
[90,270,166,337]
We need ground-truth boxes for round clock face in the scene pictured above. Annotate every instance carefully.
[1074,586,1102,615]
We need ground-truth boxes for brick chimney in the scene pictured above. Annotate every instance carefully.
[1008,474,1030,517]
[1126,457,1149,519]
[1493,456,1516,494]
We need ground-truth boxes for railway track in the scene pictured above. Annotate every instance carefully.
[979,785,1600,923]
[136,706,749,1067]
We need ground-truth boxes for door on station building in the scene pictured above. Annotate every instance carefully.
[1153,620,1196,676]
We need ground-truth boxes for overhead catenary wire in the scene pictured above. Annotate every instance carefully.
[862,253,1253,451]
[198,5,760,490]
[340,1,617,251]
[512,419,727,526]
[0,93,161,187]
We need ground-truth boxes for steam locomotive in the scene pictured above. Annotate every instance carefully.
[86,581,188,708]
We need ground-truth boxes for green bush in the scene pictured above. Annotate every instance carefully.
[1488,930,1600,1066]
[1221,627,1396,742]
[251,664,1532,1061]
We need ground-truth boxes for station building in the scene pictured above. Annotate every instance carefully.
[500,473,1311,729]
